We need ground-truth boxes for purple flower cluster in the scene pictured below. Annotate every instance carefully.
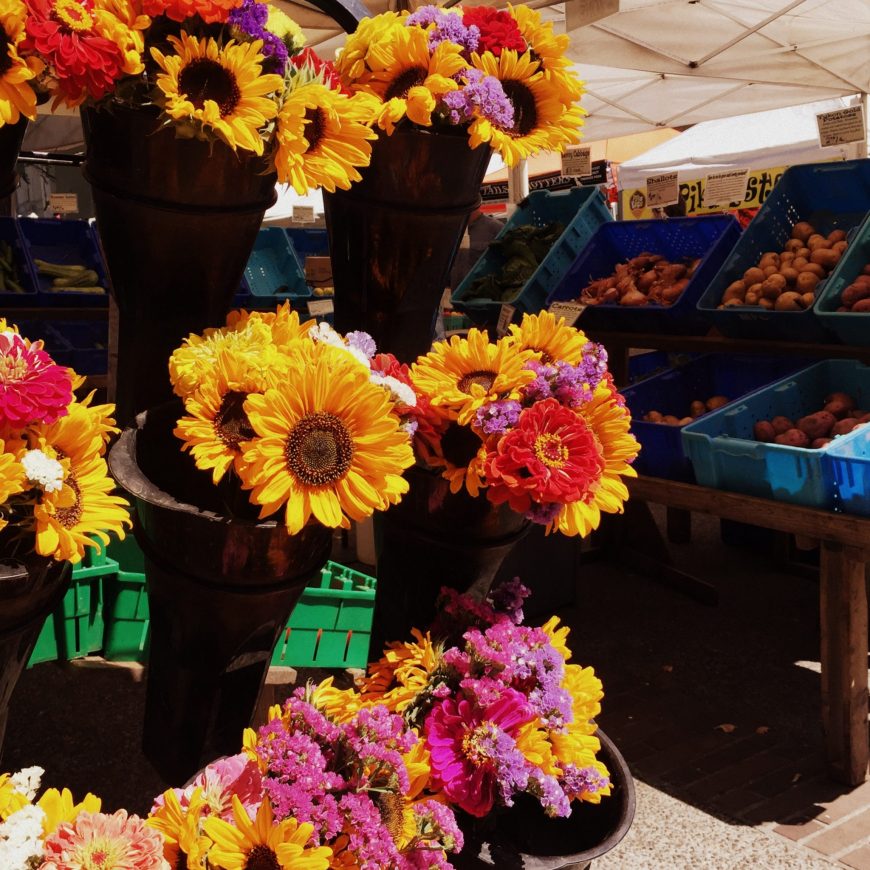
[525,501,562,526]
[228,0,289,73]
[443,69,514,128]
[528,769,572,818]
[487,576,531,624]
[473,398,521,436]
[522,346,608,409]
[406,5,480,52]
[560,764,611,798]
[346,330,377,359]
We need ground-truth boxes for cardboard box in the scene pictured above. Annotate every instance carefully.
[305,256,332,284]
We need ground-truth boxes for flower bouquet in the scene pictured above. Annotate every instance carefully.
[0,319,128,755]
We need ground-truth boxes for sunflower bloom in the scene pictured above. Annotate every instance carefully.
[274,82,376,195]
[309,676,361,723]
[469,49,583,166]
[410,329,535,425]
[506,310,592,365]
[204,795,332,870]
[335,11,405,85]
[0,438,25,504]
[359,629,441,713]
[0,0,42,125]
[38,787,101,837]
[147,787,211,870]
[151,33,283,155]
[239,342,414,534]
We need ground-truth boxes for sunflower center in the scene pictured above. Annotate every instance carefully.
[384,65,427,100]
[52,0,95,33]
[457,370,496,395]
[461,721,498,767]
[0,352,27,384]
[244,845,281,870]
[214,390,255,452]
[55,473,82,530]
[501,79,538,137]
[440,421,481,468]
[0,27,13,78]
[284,412,353,486]
[534,433,568,468]
[179,58,241,117]
[373,791,405,842]
[304,107,326,153]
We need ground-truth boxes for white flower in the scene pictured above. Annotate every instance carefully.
[0,804,46,870]
[370,373,417,408]
[9,768,42,802]
[309,322,344,348]
[20,450,64,493]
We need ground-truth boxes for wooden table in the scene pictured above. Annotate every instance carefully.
[630,476,870,786]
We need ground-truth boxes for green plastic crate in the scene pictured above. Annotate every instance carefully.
[101,534,150,663]
[271,561,377,669]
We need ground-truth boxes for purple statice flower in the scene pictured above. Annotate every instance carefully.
[338,791,404,869]
[528,769,572,818]
[560,764,611,798]
[228,0,288,73]
[344,706,415,793]
[525,501,563,526]
[443,69,514,127]
[474,398,521,436]
[407,5,480,52]
[523,359,557,402]
[487,576,531,624]
[459,675,508,708]
[346,330,377,359]
[414,799,464,853]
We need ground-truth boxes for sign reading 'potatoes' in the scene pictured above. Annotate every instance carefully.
[816,106,866,148]
[645,172,679,207]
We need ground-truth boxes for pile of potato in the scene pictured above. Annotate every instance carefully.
[834,264,870,312]
[752,392,870,448]
[642,395,729,427]
[719,222,848,311]
[578,253,702,307]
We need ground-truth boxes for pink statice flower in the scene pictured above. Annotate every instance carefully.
[424,688,534,817]
[41,809,169,870]
[151,752,262,821]
[0,331,72,427]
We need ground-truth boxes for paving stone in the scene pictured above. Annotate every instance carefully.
[804,808,870,857]
[773,819,826,842]
[842,845,870,870]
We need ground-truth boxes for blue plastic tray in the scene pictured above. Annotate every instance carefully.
[814,211,870,345]
[19,218,109,308]
[286,228,329,258]
[451,187,612,322]
[622,354,808,481]
[697,159,870,341]
[15,320,74,368]
[827,425,870,516]
[51,321,108,375]
[547,216,741,335]
[0,217,37,308]
[681,360,870,509]
[245,227,310,300]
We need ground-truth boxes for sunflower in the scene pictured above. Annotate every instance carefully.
[147,787,211,870]
[510,4,584,105]
[38,787,101,837]
[468,50,582,166]
[410,329,535,425]
[224,302,314,351]
[151,33,283,155]
[359,629,440,712]
[0,437,25,504]
[205,795,331,870]
[428,422,488,497]
[274,81,376,195]
[365,25,466,133]
[506,310,591,365]
[0,0,42,125]
[335,11,405,86]
[551,383,639,537]
[239,342,414,534]
[308,676,361,723]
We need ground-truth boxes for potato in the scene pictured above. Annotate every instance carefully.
[834,240,849,256]
[841,283,870,307]
[855,274,870,287]
[688,400,706,418]
[780,267,799,285]
[825,391,856,410]
[722,280,746,302]
[810,248,840,270]
[761,274,787,298]
[745,291,760,306]
[853,298,870,312]
[620,289,647,306]
[775,429,810,448]
[662,415,681,426]
[784,238,804,253]
[861,413,870,423]
[832,418,859,437]
[743,267,765,285]
[865,264,870,275]
[637,270,657,291]
[811,438,832,449]
[795,271,820,294]
[706,396,729,411]
[645,410,663,423]
[828,229,847,244]
[791,222,815,242]
[757,297,774,310]
[771,415,794,434]
[801,292,816,309]
[754,421,776,442]
[774,291,803,311]
[763,265,779,278]
[797,411,836,440]
[677,417,694,426]
[759,252,781,269]
[663,280,689,304]
[807,234,830,250]
[780,251,795,264]
[792,257,809,270]
[849,409,866,419]
[800,262,826,279]
[796,247,811,259]
[723,298,745,308]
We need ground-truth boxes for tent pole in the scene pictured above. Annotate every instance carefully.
[508,160,529,205]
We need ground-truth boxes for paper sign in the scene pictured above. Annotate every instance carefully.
[817,106,866,147]
[702,168,750,207]
[561,147,592,178]
[646,172,679,208]
[49,193,78,214]
[548,300,586,327]
[497,303,516,337]
[293,205,315,223]
[304,256,332,283]
[307,298,334,317]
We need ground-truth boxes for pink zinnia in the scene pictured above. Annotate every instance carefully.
[41,809,169,870]
[424,688,533,817]
[0,331,72,427]
[151,752,262,821]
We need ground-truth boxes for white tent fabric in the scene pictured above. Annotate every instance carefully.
[618,95,859,189]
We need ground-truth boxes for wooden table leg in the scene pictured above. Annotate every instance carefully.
[819,542,869,786]
[666,507,692,544]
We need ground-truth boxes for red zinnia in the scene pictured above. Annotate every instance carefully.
[372,352,444,448]
[141,0,243,24]
[462,7,526,56]
[24,0,125,104]
[485,398,605,513]
[290,47,344,92]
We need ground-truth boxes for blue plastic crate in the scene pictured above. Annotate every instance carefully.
[14,320,74,369]
[451,187,612,322]
[547,215,741,335]
[622,355,809,481]
[19,218,109,308]
[681,360,870,509]
[697,159,870,341]
[814,211,870,345]
[244,227,310,300]
[285,228,329,258]
[49,321,108,375]
[827,425,870,516]
[0,217,37,308]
